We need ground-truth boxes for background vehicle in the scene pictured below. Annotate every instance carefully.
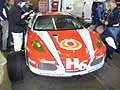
[61,0,106,23]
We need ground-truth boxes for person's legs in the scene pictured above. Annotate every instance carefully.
[8,30,14,48]
[12,32,23,52]
[1,20,9,50]
[107,27,120,41]
[105,45,115,62]
[8,32,23,81]
[116,27,120,40]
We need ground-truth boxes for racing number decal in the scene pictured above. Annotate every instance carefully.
[66,58,88,70]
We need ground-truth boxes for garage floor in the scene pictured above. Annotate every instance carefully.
[5,53,120,90]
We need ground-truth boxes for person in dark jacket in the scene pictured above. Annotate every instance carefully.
[0,0,9,51]
[8,0,26,52]
[7,0,27,81]
[96,25,117,61]
[104,0,120,42]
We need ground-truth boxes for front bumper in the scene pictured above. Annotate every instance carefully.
[28,56,105,77]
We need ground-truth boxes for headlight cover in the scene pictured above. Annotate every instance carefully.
[32,40,44,52]
[91,57,103,66]
[38,62,57,71]
[96,37,102,48]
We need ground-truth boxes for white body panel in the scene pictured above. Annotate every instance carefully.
[28,56,105,77]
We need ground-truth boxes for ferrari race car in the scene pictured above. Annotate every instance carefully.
[25,12,106,77]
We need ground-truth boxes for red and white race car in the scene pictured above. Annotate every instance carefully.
[25,12,106,77]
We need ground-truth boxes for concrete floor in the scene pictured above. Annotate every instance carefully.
[6,53,120,90]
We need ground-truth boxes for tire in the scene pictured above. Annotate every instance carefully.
[7,52,23,81]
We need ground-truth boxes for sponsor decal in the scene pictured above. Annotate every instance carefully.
[60,39,82,50]
[54,36,82,50]
[66,58,88,70]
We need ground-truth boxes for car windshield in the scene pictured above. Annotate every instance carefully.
[33,15,83,31]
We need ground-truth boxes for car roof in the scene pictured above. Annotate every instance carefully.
[36,12,70,16]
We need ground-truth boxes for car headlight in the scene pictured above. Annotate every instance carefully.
[96,37,102,48]
[32,40,44,52]
[91,57,103,66]
[38,62,57,71]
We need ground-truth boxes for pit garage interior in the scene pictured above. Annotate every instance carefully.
[0,0,120,90]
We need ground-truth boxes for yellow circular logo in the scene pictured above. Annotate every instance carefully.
[60,39,82,50]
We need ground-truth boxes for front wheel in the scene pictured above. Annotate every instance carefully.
[7,52,23,81]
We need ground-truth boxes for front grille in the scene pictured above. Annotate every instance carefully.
[38,63,57,71]
[91,57,103,66]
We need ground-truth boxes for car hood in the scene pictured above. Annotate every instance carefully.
[34,29,95,63]
[27,28,103,71]
[47,30,90,59]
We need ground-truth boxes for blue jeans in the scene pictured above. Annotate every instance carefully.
[107,27,120,41]
[0,20,9,50]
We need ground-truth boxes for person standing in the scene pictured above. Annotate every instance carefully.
[0,0,9,51]
[8,0,27,81]
[95,3,104,27]
[104,0,120,41]
[8,0,26,52]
